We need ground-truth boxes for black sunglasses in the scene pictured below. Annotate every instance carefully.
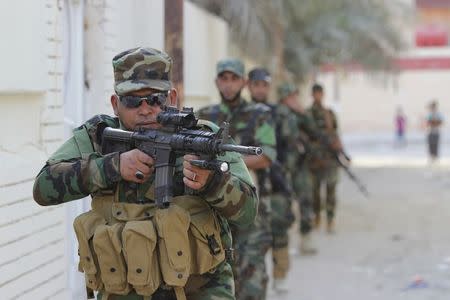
[119,92,168,108]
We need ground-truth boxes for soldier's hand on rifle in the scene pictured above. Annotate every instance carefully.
[183,154,213,190]
[119,149,155,183]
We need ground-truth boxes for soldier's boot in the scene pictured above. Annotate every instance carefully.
[300,233,317,255]
[273,278,289,293]
[326,219,336,234]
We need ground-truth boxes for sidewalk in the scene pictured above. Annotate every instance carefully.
[266,165,450,300]
[342,131,450,167]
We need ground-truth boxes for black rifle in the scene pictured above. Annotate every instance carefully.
[301,132,370,199]
[333,151,370,199]
[101,106,262,208]
[257,161,292,198]
[269,161,293,197]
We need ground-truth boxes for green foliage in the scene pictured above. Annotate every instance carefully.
[190,0,406,83]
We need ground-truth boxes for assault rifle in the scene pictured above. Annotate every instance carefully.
[101,106,262,208]
[333,151,370,199]
[258,161,293,197]
[299,134,370,199]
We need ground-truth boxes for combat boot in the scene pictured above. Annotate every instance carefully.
[326,219,336,234]
[300,233,317,255]
[273,278,289,293]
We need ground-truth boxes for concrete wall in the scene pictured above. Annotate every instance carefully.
[0,0,67,299]
[316,51,450,143]
[317,68,450,135]
[0,1,229,299]
[184,1,229,109]
[83,0,228,115]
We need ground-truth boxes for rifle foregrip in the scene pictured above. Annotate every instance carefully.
[190,159,229,173]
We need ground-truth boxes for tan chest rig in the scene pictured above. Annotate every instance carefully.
[73,186,225,300]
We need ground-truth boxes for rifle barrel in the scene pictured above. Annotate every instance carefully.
[220,144,263,155]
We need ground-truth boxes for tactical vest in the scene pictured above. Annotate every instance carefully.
[71,124,226,300]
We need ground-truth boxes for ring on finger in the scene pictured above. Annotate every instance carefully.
[192,173,197,181]
[135,170,144,180]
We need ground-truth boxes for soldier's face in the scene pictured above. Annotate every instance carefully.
[248,80,270,103]
[313,90,323,103]
[215,72,246,102]
[111,88,177,130]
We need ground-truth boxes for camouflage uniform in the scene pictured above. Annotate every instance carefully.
[273,104,314,235]
[33,48,258,300]
[247,68,294,282]
[307,102,340,226]
[276,83,323,250]
[197,60,277,300]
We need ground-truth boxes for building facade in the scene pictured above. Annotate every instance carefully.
[0,1,228,299]
[316,0,450,141]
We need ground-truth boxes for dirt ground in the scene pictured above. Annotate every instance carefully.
[267,164,450,300]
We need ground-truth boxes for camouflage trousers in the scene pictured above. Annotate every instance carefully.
[270,192,294,280]
[97,260,235,300]
[311,166,339,221]
[270,192,294,249]
[291,164,314,235]
[232,203,272,300]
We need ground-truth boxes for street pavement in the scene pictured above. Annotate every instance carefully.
[267,139,450,300]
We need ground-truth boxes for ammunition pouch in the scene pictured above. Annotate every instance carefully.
[73,192,225,299]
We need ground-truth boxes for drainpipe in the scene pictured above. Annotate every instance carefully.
[63,0,88,299]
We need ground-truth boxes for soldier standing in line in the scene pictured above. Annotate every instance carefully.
[275,83,319,254]
[307,83,342,234]
[197,59,277,300]
[247,68,295,293]
[33,47,259,300]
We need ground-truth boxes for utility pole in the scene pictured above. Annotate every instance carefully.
[165,0,184,107]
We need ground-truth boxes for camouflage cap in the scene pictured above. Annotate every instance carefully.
[277,82,298,100]
[112,47,172,95]
[216,58,245,77]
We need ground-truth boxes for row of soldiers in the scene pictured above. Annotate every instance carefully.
[197,58,343,299]
[32,47,343,300]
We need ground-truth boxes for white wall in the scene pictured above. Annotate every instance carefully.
[0,0,47,92]
[0,1,230,298]
[0,0,67,299]
[316,69,450,137]
[184,1,229,108]
[83,0,229,116]
[83,0,166,118]
[113,0,165,51]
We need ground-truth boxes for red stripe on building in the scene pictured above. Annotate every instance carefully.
[395,57,450,70]
[320,57,450,72]
[416,0,450,9]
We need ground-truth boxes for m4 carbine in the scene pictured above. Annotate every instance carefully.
[101,106,262,208]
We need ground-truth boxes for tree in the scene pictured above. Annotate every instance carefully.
[189,0,405,83]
